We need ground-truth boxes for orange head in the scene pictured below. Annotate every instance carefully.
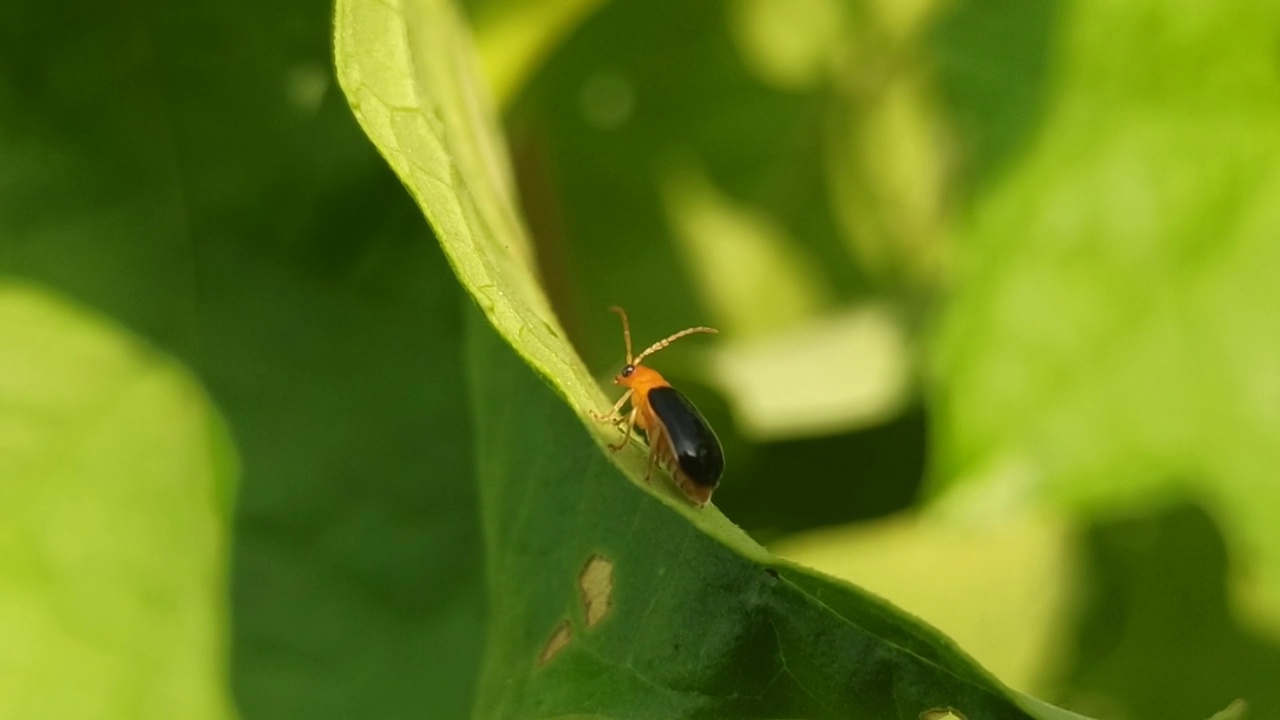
[608,306,717,391]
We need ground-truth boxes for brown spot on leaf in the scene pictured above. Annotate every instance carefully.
[537,620,571,666]
[579,553,615,628]
[920,708,966,720]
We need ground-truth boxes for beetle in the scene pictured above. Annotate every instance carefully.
[591,306,725,507]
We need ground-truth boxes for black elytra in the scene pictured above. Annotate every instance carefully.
[647,386,725,489]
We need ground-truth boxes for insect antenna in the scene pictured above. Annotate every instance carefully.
[633,326,718,366]
[609,306,634,363]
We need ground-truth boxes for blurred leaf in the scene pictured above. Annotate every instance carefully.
[1062,504,1280,719]
[660,163,834,338]
[508,0,861,374]
[0,284,235,720]
[712,406,928,538]
[707,305,912,440]
[771,510,1078,696]
[865,0,946,45]
[1014,693,1099,720]
[726,0,845,91]
[930,0,1280,631]
[826,64,953,287]
[216,213,482,720]
[1,0,483,717]
[464,0,610,106]
[929,0,1058,192]
[805,0,956,291]
[467,308,1070,719]
[1206,700,1249,720]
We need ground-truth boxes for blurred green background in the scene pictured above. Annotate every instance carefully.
[3,0,1279,718]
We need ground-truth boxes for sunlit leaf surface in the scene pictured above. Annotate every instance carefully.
[931,0,1280,634]
[0,285,235,720]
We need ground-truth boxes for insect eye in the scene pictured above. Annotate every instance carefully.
[621,364,635,377]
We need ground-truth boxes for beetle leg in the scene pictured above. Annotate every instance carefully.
[642,424,663,483]
[608,407,638,452]
[589,390,633,425]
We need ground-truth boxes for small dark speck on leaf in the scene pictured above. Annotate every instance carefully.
[765,567,780,579]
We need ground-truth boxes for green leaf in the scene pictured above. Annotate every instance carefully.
[467,308,1048,719]
[1,0,484,717]
[771,510,1078,696]
[0,284,236,720]
[930,0,1280,633]
[1060,505,1280,719]
[334,0,603,418]
[336,0,1094,715]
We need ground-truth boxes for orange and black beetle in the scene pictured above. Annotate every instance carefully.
[592,307,724,506]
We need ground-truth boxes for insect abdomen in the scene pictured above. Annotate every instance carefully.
[647,386,724,488]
